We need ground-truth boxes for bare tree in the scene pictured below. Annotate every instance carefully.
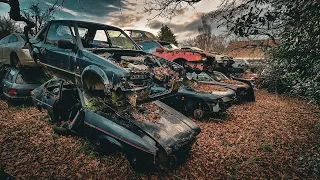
[22,2,56,34]
[181,34,227,53]
[0,15,21,39]
[144,0,202,19]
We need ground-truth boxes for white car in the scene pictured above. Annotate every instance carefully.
[0,33,36,68]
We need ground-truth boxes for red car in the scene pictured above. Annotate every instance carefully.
[139,40,215,72]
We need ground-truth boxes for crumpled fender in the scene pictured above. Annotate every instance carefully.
[81,65,110,87]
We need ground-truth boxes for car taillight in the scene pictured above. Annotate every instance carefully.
[8,89,17,96]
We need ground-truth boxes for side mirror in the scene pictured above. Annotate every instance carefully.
[58,39,76,50]
[156,47,163,53]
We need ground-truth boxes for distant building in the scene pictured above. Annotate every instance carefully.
[225,39,279,62]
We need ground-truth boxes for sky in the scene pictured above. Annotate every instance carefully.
[0,0,223,42]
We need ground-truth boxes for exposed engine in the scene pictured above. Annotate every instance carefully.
[95,51,181,106]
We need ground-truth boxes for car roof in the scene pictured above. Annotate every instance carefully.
[49,20,123,31]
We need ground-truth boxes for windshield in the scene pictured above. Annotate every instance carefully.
[159,41,179,50]
[192,47,204,51]
[76,24,138,50]
[211,71,229,81]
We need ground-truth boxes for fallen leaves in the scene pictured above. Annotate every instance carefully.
[192,83,229,93]
[221,79,247,86]
[0,90,319,179]
[132,102,161,123]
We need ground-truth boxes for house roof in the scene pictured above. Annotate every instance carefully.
[225,39,279,60]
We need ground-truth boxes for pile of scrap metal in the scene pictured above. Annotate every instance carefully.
[19,20,201,171]
[31,79,200,171]
[0,20,257,171]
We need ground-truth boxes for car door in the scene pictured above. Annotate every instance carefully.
[41,22,77,81]
[42,79,63,120]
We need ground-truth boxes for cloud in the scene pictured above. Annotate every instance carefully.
[147,12,224,41]
[109,13,144,27]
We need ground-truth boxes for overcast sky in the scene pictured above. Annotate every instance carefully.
[0,0,223,41]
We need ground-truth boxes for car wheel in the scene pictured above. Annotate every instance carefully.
[193,108,204,120]
[10,54,22,69]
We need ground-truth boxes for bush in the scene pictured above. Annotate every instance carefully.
[261,2,320,104]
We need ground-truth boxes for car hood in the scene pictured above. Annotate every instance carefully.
[198,80,250,91]
[129,101,200,154]
[185,50,216,57]
[178,85,235,101]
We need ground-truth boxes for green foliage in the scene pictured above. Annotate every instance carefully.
[158,24,178,45]
[261,1,320,103]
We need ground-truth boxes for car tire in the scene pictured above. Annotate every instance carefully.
[10,54,22,69]
[193,108,204,120]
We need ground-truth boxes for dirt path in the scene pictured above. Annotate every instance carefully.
[0,90,319,179]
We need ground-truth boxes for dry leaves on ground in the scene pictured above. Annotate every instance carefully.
[0,90,319,179]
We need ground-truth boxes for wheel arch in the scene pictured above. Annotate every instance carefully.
[81,65,110,91]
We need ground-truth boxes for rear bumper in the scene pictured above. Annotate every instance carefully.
[3,92,32,102]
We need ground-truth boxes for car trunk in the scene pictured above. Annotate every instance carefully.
[12,84,41,97]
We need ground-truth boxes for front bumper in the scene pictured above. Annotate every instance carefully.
[206,100,233,113]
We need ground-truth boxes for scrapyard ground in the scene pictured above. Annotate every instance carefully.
[0,90,319,179]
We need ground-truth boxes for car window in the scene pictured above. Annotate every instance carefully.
[45,23,75,46]
[107,30,137,50]
[194,73,212,81]
[5,69,16,83]
[145,32,157,39]
[140,41,160,53]
[15,72,41,84]
[211,71,229,81]
[159,41,179,50]
[19,34,26,41]
[93,30,109,47]
[131,31,142,39]
[36,25,49,41]
[8,35,18,43]
[0,35,11,44]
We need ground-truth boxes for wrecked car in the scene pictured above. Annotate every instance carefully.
[138,40,215,72]
[191,71,255,102]
[159,75,236,120]
[0,67,42,105]
[31,20,184,107]
[31,79,201,171]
